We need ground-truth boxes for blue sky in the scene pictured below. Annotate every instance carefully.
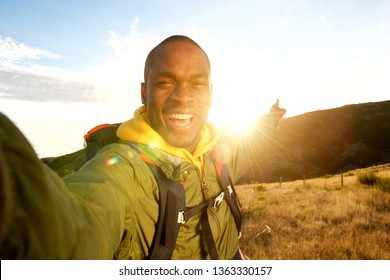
[1,0,389,157]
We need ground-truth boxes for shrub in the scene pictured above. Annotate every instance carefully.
[357,171,390,192]
[254,183,267,192]
[376,177,390,192]
[357,171,379,186]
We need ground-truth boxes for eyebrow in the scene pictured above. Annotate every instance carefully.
[153,72,176,79]
[152,72,209,80]
[190,73,209,80]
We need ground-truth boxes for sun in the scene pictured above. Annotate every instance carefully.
[208,109,255,136]
[208,94,271,137]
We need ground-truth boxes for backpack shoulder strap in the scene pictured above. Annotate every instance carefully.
[127,143,185,260]
[145,163,185,260]
[212,148,243,233]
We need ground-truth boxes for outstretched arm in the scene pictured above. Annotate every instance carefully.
[0,113,123,259]
[219,99,286,183]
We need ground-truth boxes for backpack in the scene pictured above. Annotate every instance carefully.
[83,124,120,161]
[84,123,243,260]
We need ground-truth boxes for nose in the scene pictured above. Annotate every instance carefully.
[170,83,195,104]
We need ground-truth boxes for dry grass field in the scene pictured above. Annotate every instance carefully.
[237,164,390,260]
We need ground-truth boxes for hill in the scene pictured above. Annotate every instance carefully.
[42,149,85,177]
[240,100,390,183]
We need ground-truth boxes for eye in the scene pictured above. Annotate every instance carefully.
[155,79,175,88]
[191,80,208,87]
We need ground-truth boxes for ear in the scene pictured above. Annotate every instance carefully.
[141,82,147,104]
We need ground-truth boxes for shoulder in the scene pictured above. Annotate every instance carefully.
[64,142,159,203]
[65,143,151,185]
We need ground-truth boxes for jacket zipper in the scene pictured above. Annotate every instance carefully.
[198,150,222,237]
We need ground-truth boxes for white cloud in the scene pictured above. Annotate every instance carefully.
[0,36,60,64]
[0,67,94,102]
[0,36,94,103]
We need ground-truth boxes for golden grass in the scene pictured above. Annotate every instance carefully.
[237,164,390,260]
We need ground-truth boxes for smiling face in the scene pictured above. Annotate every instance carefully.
[141,39,212,153]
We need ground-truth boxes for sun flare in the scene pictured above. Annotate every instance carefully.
[208,95,270,136]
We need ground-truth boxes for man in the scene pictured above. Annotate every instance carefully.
[0,35,286,259]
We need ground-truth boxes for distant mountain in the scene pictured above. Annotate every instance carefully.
[42,100,390,183]
[240,100,390,183]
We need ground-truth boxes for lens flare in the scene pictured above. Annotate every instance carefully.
[106,156,120,166]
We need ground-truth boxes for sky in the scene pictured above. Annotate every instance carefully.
[0,0,389,157]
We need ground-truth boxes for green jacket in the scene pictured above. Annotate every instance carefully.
[0,108,276,259]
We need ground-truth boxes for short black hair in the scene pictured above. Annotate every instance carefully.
[143,35,211,82]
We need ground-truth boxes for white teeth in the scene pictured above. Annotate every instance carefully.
[169,113,193,127]
[169,114,193,120]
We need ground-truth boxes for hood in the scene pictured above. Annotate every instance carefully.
[117,106,219,167]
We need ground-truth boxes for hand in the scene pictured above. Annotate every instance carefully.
[269,99,287,119]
